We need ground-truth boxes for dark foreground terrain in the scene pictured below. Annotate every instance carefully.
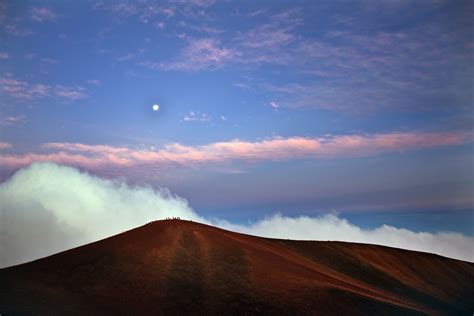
[1,220,473,315]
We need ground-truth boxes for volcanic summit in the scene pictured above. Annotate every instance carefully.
[1,219,473,315]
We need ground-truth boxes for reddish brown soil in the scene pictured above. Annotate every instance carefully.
[1,220,473,315]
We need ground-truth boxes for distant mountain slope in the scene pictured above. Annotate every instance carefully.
[1,220,473,315]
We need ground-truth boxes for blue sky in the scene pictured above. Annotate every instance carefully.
[0,0,473,234]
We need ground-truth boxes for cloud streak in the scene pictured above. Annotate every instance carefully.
[0,131,470,170]
[144,38,236,72]
[0,115,26,126]
[30,7,57,22]
[182,111,211,122]
[0,77,86,101]
[0,142,12,150]
[1,162,472,268]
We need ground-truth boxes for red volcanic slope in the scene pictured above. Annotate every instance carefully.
[1,220,473,315]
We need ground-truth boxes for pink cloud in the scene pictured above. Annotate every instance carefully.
[157,38,236,71]
[150,8,301,72]
[0,142,12,150]
[42,143,131,155]
[0,77,86,101]
[30,8,57,22]
[95,2,176,22]
[0,152,132,169]
[0,78,48,100]
[53,85,86,101]
[0,115,26,126]
[3,24,33,36]
[171,0,215,7]
[1,131,471,170]
[235,9,302,61]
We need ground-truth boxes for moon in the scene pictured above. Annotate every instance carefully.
[152,104,160,111]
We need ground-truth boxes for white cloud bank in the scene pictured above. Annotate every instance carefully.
[0,163,202,268]
[218,215,474,263]
[1,162,473,268]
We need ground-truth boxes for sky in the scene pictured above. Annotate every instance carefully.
[0,0,473,248]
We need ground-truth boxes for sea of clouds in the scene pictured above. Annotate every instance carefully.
[1,162,472,268]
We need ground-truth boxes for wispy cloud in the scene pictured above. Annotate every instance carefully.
[0,78,49,100]
[0,115,26,126]
[269,101,279,110]
[170,0,215,7]
[40,57,60,64]
[116,53,133,62]
[1,131,470,170]
[110,3,139,17]
[151,9,301,71]
[3,23,33,36]
[248,9,268,17]
[189,25,224,34]
[142,5,472,114]
[182,111,211,122]
[53,85,86,101]
[155,21,165,29]
[30,7,57,22]
[94,2,175,22]
[260,22,471,112]
[147,38,236,71]
[43,143,131,156]
[87,79,101,86]
[233,8,302,65]
[95,0,213,25]
[0,77,86,102]
[0,142,12,150]
[0,52,8,59]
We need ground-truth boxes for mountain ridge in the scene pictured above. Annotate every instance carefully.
[1,219,473,315]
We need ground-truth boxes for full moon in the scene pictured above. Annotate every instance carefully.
[152,104,160,111]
